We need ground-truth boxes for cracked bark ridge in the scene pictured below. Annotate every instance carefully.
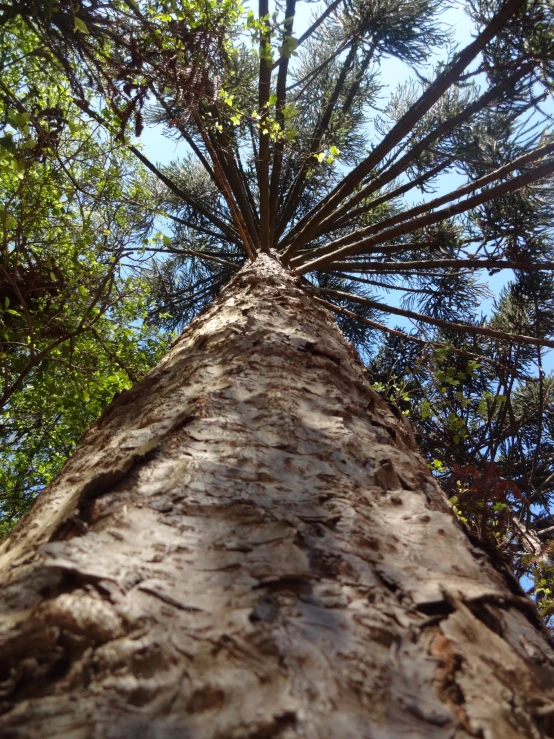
[1,253,554,738]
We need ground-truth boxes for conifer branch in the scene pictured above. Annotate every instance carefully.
[258,0,271,252]
[191,111,258,259]
[327,259,554,273]
[317,288,554,348]
[314,297,535,381]
[296,157,554,272]
[277,44,358,238]
[294,139,554,264]
[269,0,296,245]
[280,0,526,256]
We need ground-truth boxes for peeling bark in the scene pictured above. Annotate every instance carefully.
[1,254,554,738]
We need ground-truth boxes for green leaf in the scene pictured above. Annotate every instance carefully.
[280,36,298,58]
[74,17,89,34]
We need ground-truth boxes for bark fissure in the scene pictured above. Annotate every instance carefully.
[0,255,553,737]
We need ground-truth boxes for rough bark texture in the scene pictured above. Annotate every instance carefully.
[1,254,554,738]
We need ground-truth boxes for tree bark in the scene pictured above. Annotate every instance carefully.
[1,254,554,738]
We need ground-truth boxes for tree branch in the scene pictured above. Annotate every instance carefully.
[314,296,535,380]
[277,44,358,238]
[269,0,296,245]
[327,259,554,273]
[280,0,526,256]
[317,287,554,348]
[258,0,271,252]
[296,157,554,272]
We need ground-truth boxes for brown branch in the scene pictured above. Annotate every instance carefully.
[235,146,261,226]
[280,0,526,256]
[327,259,554,273]
[258,0,271,253]
[317,287,554,348]
[286,37,351,97]
[296,140,554,263]
[148,84,217,182]
[129,144,240,244]
[139,246,240,269]
[315,297,536,381]
[210,123,261,247]
[315,295,429,340]
[340,43,376,116]
[328,272,435,295]
[296,157,554,272]
[315,160,452,235]
[191,110,257,260]
[276,44,358,239]
[269,0,296,245]
[69,98,243,248]
[163,213,242,246]
[272,0,344,73]
[303,75,527,241]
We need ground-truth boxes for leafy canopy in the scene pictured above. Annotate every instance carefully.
[0,15,170,534]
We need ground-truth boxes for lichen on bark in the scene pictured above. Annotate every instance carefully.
[1,254,554,738]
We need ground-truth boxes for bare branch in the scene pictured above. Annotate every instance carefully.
[317,287,554,348]
[277,44,358,239]
[316,297,536,381]
[129,144,240,244]
[327,259,554,273]
[258,0,271,252]
[269,0,296,244]
[296,140,554,263]
[296,157,554,272]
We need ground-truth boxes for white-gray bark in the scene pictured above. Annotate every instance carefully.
[1,254,554,738]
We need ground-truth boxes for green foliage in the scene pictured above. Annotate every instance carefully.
[0,292,170,538]
[0,17,170,535]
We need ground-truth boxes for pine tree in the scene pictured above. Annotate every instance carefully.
[2,0,554,734]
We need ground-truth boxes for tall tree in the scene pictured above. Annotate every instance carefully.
[2,254,554,737]
[3,0,554,734]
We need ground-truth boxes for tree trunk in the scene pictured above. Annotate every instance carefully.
[1,254,554,738]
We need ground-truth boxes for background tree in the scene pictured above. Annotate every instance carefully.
[0,16,171,535]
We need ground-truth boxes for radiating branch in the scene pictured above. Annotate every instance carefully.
[269,0,296,245]
[277,44,358,239]
[272,0,344,73]
[129,145,240,244]
[191,110,258,260]
[296,157,554,272]
[317,287,554,348]
[280,0,526,256]
[327,259,554,273]
[258,0,271,252]
[314,296,535,380]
